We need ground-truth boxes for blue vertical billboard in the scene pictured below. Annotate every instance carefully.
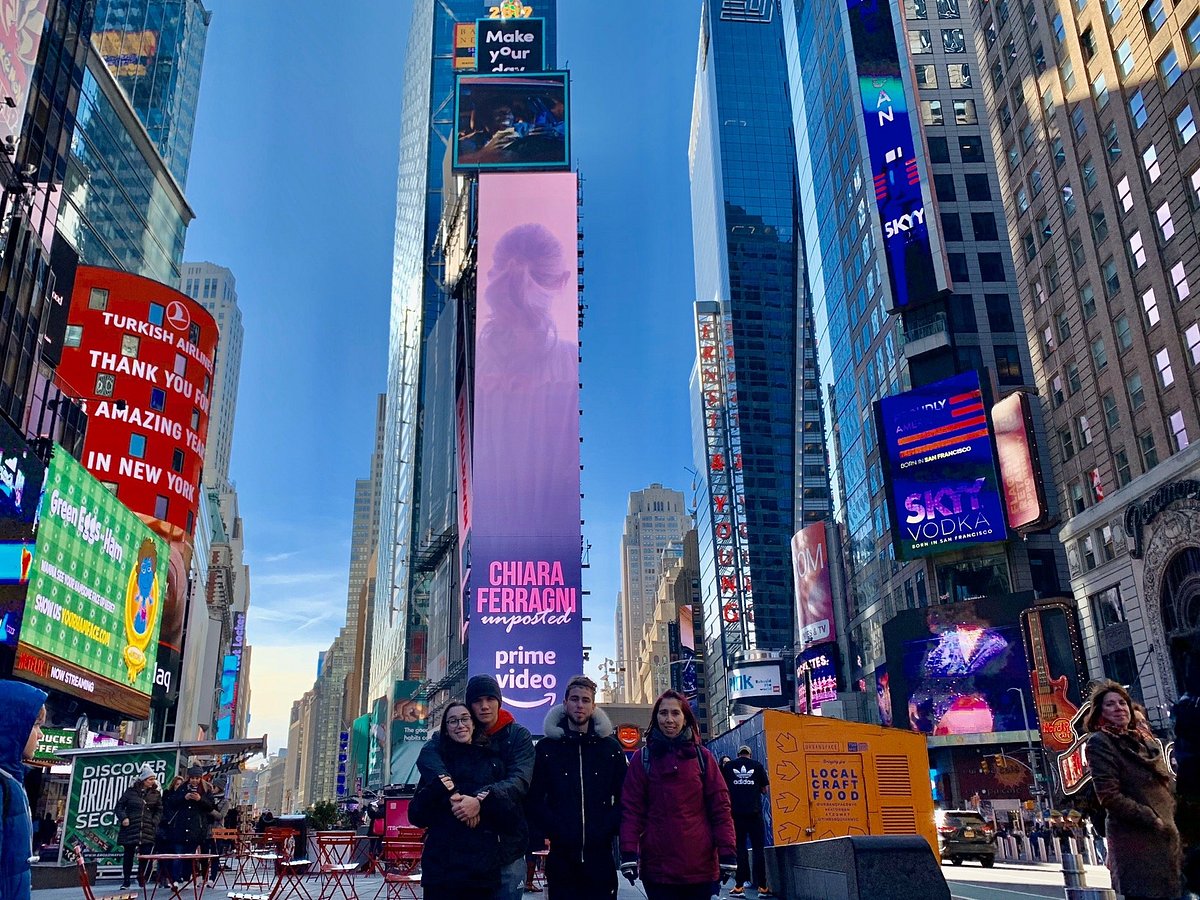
[847,0,945,311]
[876,371,1007,559]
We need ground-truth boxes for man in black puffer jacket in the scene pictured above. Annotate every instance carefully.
[528,675,627,900]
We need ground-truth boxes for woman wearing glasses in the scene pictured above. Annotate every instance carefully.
[409,700,511,899]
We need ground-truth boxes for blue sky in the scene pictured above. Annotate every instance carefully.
[182,1,703,751]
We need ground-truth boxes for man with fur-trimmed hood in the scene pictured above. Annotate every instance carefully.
[527,675,627,899]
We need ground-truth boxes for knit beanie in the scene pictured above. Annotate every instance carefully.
[137,763,157,781]
[465,674,503,707]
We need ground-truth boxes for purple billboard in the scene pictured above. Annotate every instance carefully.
[468,172,582,734]
[876,371,1007,559]
[847,0,945,311]
[790,521,835,649]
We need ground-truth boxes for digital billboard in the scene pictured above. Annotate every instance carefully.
[56,267,218,704]
[476,17,544,73]
[882,593,1035,736]
[992,392,1048,530]
[876,371,1007,559]
[0,415,45,646]
[468,172,582,734]
[388,681,427,786]
[791,521,835,648]
[847,0,944,311]
[15,446,169,718]
[796,644,840,713]
[0,0,50,145]
[453,72,569,171]
[1019,602,1085,752]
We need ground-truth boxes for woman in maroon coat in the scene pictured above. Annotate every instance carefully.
[620,690,736,900]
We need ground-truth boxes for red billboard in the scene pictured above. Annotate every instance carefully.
[56,268,217,704]
[57,267,217,538]
[791,521,835,649]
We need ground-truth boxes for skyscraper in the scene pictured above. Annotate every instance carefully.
[969,0,1200,716]
[183,262,243,489]
[91,0,212,188]
[371,0,558,711]
[688,0,832,729]
[619,484,692,704]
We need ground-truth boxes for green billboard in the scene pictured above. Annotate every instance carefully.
[61,749,176,865]
[15,446,168,718]
[33,727,77,763]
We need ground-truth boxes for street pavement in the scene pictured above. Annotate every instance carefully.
[34,858,1111,899]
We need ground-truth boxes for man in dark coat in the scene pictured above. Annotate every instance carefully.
[417,674,535,900]
[527,675,627,900]
[164,766,215,885]
[721,745,772,897]
[114,764,163,888]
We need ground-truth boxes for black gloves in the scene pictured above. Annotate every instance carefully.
[620,852,638,885]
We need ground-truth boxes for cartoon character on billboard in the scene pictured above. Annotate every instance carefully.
[122,538,160,683]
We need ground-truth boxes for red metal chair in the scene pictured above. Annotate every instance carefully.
[372,840,422,900]
[312,832,359,900]
[71,845,137,900]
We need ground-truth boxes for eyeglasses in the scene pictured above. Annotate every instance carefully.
[446,717,472,728]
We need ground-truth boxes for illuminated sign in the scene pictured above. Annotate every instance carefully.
[876,371,1007,559]
[728,659,785,706]
[453,72,569,171]
[797,644,840,713]
[488,0,533,17]
[18,445,168,718]
[992,392,1048,530]
[94,29,159,77]
[1019,602,1085,752]
[467,173,583,734]
[847,0,945,311]
[476,17,544,73]
[695,302,757,660]
[33,726,76,763]
[0,0,50,145]
[791,521,835,648]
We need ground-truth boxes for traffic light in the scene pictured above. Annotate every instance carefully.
[980,757,990,774]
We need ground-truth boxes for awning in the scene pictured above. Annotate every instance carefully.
[55,735,267,760]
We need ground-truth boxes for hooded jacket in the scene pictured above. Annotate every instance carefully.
[416,708,534,866]
[528,704,627,859]
[115,781,163,846]
[0,680,46,900]
[619,727,735,885]
[408,736,515,897]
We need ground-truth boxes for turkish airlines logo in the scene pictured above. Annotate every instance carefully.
[166,300,190,331]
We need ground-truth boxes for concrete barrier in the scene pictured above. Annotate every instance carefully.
[765,835,951,900]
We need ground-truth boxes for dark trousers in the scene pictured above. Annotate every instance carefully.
[545,847,617,900]
[121,843,153,886]
[642,883,713,900]
[734,812,766,887]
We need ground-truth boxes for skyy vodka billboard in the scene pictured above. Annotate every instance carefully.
[847,0,943,311]
[876,371,1007,559]
[468,172,582,733]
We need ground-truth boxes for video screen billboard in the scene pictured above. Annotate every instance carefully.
[992,392,1048,530]
[0,415,45,646]
[453,73,569,171]
[847,0,944,311]
[388,681,427,786]
[876,371,1007,559]
[1019,602,1085,752]
[15,446,168,718]
[791,521,835,648]
[468,173,582,734]
[796,643,840,713]
[0,0,50,145]
[882,593,1035,736]
[476,17,544,73]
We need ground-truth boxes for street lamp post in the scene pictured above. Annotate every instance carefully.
[1007,687,1045,815]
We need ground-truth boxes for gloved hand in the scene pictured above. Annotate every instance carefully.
[620,852,638,885]
[719,856,737,885]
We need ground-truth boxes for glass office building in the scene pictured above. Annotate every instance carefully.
[91,0,212,189]
[689,0,831,729]
[782,0,1063,798]
[372,0,558,708]
[57,44,191,286]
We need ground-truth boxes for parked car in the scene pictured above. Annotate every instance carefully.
[936,809,996,866]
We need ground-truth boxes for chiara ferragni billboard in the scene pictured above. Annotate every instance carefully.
[468,172,582,733]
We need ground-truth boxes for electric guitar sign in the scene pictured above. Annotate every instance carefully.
[1019,603,1084,753]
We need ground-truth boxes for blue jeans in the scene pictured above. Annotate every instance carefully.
[494,856,526,900]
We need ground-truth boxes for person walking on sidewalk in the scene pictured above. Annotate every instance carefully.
[164,767,216,886]
[417,674,535,900]
[115,764,163,889]
[619,690,736,900]
[721,746,772,897]
[0,680,46,900]
[528,675,627,900]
